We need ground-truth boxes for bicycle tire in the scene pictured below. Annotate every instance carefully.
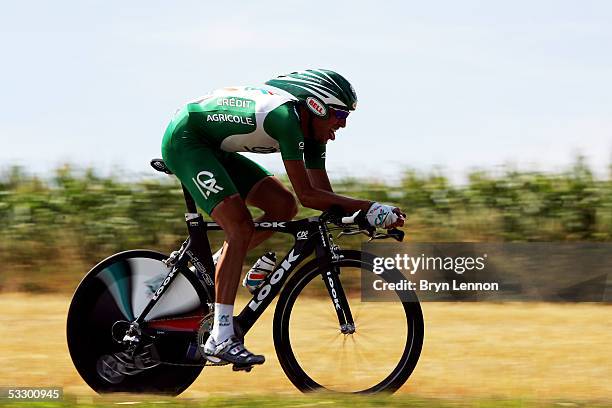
[273,250,424,394]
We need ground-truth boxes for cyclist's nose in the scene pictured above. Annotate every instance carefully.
[338,118,346,128]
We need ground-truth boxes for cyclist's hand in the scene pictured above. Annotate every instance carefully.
[387,208,406,229]
[365,203,406,229]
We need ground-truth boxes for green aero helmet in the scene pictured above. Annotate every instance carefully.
[265,69,357,118]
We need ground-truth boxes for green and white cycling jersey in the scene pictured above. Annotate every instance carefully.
[161,85,326,215]
[170,86,326,166]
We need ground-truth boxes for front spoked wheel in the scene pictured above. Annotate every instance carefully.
[67,250,210,395]
[274,250,424,394]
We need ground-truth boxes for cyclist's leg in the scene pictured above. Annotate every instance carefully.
[163,132,253,304]
[162,127,264,365]
[209,195,253,303]
[222,152,298,249]
[245,176,298,249]
[202,197,264,365]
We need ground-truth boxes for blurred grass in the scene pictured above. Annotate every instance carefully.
[0,157,611,292]
[0,293,611,404]
[2,394,611,408]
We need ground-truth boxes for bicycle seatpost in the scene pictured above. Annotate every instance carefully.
[181,184,198,214]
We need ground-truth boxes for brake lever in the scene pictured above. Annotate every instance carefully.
[366,228,405,242]
[367,233,387,242]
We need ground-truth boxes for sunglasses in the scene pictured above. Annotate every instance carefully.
[333,109,350,120]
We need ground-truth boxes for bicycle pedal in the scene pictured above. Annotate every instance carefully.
[204,355,229,366]
[232,364,253,372]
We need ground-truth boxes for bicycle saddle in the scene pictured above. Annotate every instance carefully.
[150,158,173,175]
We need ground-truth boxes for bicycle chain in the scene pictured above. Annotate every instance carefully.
[132,313,254,369]
[144,313,230,368]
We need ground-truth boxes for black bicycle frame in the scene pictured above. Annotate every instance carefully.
[134,183,355,336]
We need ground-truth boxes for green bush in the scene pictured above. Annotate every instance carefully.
[0,159,610,292]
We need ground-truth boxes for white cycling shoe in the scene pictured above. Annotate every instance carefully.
[203,335,265,366]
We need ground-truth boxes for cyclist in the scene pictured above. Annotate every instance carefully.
[161,69,405,367]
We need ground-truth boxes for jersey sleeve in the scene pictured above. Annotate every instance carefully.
[263,103,304,161]
[303,138,326,169]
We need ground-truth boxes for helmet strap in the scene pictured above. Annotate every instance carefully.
[307,107,315,139]
[298,103,315,140]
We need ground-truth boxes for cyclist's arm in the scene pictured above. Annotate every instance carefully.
[266,103,397,218]
[307,168,333,192]
[284,159,371,212]
[302,134,331,191]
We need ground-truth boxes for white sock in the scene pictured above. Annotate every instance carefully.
[212,247,223,266]
[211,303,234,344]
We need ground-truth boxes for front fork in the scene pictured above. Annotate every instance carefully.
[317,228,356,334]
[322,266,356,334]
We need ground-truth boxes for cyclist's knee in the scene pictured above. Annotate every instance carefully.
[247,177,298,220]
[211,194,254,248]
[285,195,298,219]
[269,189,298,220]
[226,222,254,248]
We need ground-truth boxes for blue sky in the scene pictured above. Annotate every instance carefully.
[2,1,611,182]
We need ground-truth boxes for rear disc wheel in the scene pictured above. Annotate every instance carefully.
[67,250,209,395]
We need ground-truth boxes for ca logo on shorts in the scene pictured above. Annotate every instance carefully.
[192,170,223,199]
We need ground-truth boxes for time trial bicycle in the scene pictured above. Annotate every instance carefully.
[66,159,424,395]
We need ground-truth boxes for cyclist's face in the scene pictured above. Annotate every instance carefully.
[312,108,348,144]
